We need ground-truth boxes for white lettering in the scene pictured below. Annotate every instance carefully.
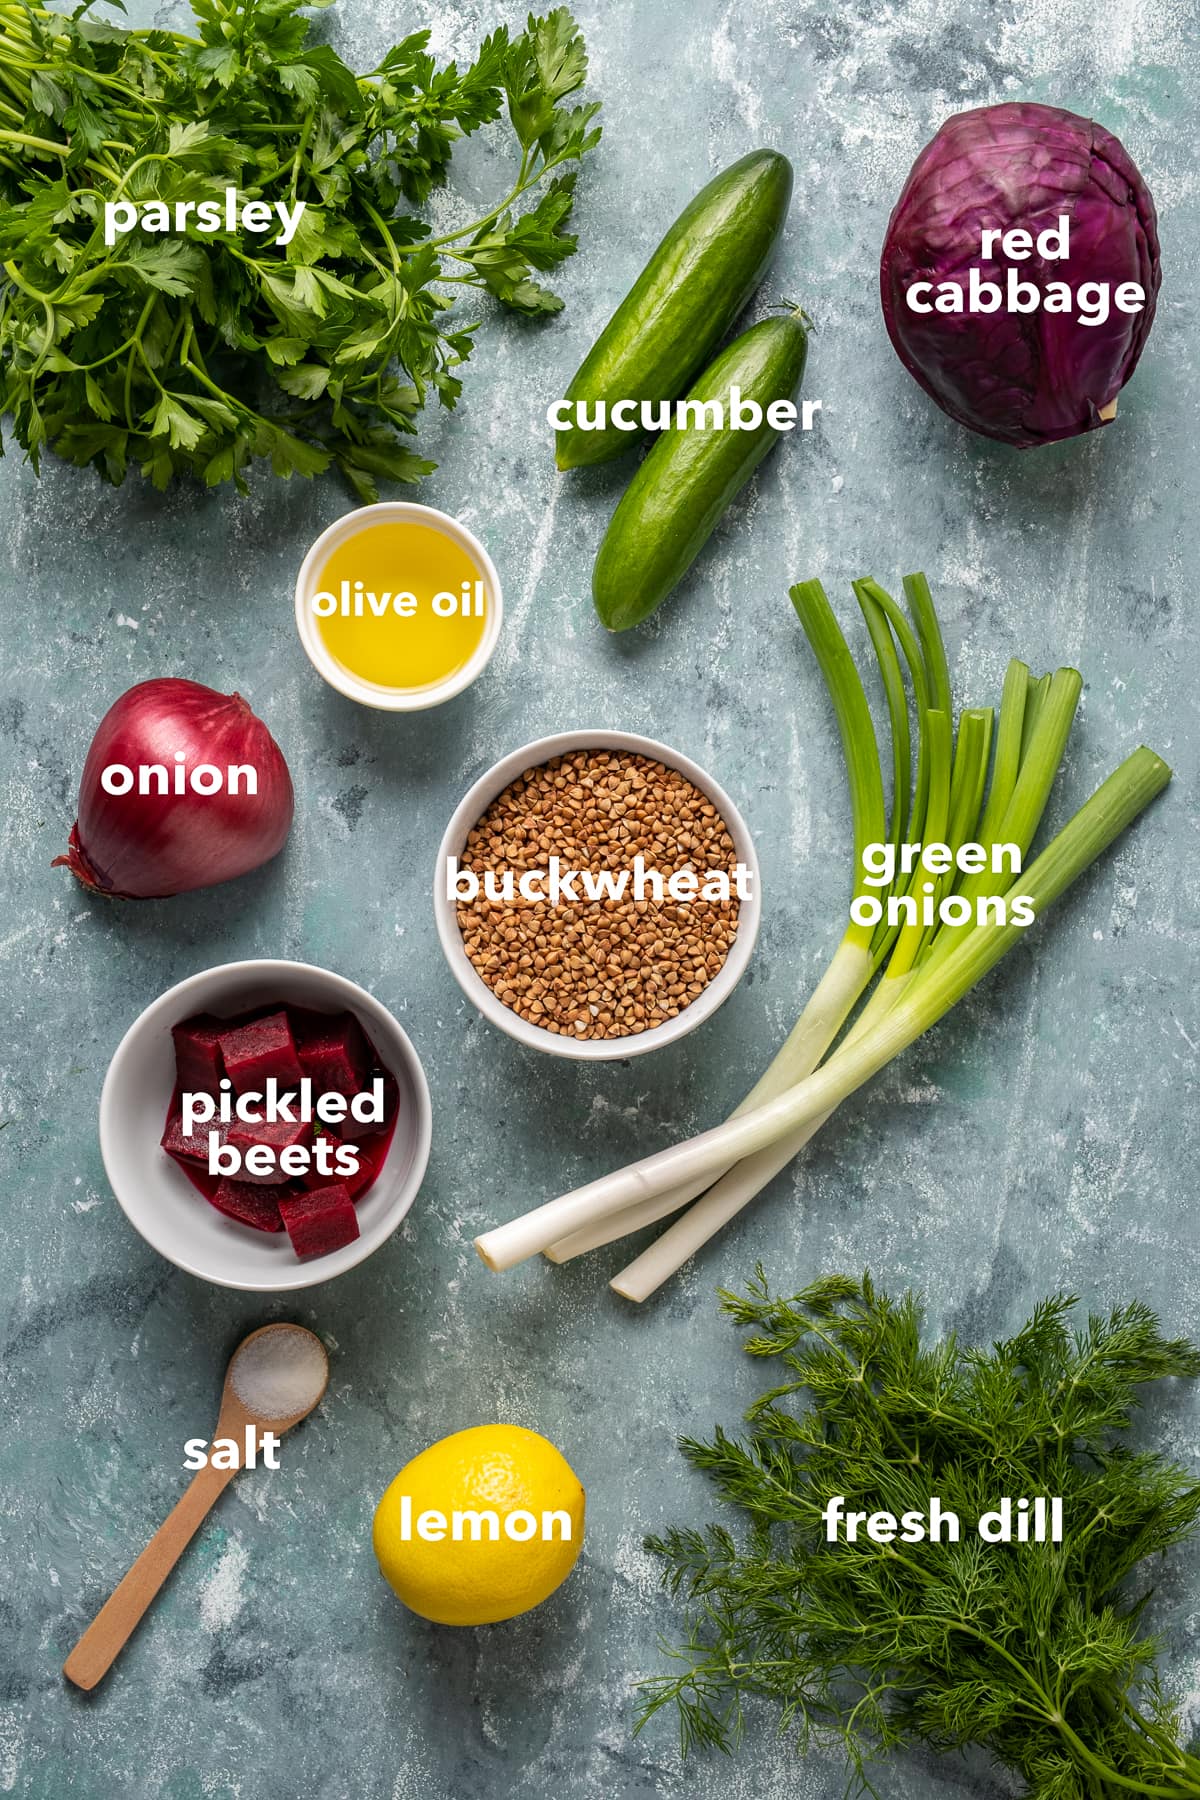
[445,855,754,906]
[676,397,723,431]
[824,1495,1063,1546]
[103,199,138,245]
[103,186,307,249]
[906,214,1142,325]
[182,1091,214,1135]
[103,760,259,797]
[396,1498,574,1543]
[729,385,762,430]
[548,396,819,435]
[1037,215,1070,258]
[274,199,306,245]
[183,1427,281,1472]
[451,1509,500,1542]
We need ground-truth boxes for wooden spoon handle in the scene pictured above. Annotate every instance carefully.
[63,1459,237,1691]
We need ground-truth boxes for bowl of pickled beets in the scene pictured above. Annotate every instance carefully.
[100,960,432,1292]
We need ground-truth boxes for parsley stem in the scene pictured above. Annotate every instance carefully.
[2,256,49,301]
[1,49,148,108]
[358,195,402,275]
[0,124,68,154]
[133,334,166,396]
[289,107,315,203]
[120,293,155,427]
[424,143,574,256]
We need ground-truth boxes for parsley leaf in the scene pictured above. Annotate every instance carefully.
[0,0,600,491]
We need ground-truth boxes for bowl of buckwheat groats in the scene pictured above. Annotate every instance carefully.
[433,730,762,1060]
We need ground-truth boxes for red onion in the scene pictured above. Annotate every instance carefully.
[54,679,294,899]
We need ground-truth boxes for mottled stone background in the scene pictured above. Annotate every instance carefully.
[2,0,1197,1795]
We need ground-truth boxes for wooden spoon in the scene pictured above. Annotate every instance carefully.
[63,1322,329,1692]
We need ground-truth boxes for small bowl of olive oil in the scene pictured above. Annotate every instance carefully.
[295,502,504,711]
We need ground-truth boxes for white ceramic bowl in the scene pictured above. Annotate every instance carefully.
[433,730,761,1061]
[294,500,503,711]
[100,960,432,1292]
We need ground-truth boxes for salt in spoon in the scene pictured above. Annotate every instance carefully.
[63,1322,329,1691]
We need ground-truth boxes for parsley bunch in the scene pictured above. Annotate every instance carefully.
[0,0,600,493]
[641,1271,1200,1799]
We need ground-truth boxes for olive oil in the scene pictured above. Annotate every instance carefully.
[313,518,489,693]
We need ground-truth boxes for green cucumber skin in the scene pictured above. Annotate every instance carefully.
[556,149,793,471]
[592,314,808,632]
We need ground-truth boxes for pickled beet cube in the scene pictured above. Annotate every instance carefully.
[301,1132,378,1198]
[338,1072,400,1143]
[209,1179,286,1234]
[279,1184,359,1259]
[229,1116,312,1154]
[218,1010,302,1094]
[295,1010,371,1100]
[301,1131,346,1189]
[171,1014,225,1093]
[344,1135,386,1199]
[227,1108,314,1180]
[161,1106,225,1166]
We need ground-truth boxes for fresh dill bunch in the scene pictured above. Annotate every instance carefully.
[639,1269,1200,1800]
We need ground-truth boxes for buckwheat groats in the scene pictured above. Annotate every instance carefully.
[455,750,744,1040]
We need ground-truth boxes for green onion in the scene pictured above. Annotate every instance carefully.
[546,575,912,1265]
[483,576,1171,1290]
[546,570,941,1267]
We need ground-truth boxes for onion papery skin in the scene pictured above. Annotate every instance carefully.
[55,678,294,899]
[879,102,1161,447]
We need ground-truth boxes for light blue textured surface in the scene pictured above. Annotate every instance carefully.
[2,1,1198,1796]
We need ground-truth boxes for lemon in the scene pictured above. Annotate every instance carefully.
[373,1424,585,1626]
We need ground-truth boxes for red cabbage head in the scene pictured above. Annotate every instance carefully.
[879,102,1160,447]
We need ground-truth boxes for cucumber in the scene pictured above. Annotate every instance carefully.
[592,311,808,632]
[556,149,793,471]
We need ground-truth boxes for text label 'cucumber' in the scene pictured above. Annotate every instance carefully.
[548,388,821,436]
